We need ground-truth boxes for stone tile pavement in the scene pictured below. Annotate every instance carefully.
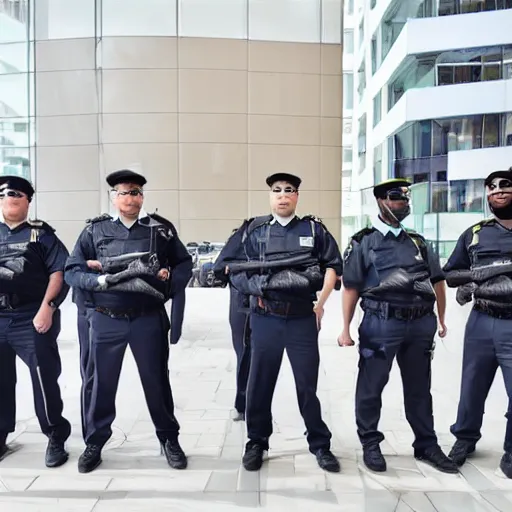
[1,288,511,511]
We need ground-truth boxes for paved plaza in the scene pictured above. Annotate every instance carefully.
[0,288,511,511]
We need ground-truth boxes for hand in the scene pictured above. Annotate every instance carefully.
[337,330,355,347]
[33,303,54,334]
[87,260,103,271]
[438,320,447,338]
[313,303,324,331]
[225,266,230,275]
[158,268,170,281]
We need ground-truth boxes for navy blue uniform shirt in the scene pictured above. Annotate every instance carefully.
[342,227,444,293]
[0,220,69,308]
[65,215,192,310]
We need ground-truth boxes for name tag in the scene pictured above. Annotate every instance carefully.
[299,236,314,247]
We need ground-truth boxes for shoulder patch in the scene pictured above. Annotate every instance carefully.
[86,213,112,224]
[351,227,376,243]
[27,219,55,232]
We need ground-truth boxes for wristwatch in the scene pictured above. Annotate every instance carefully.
[48,300,57,310]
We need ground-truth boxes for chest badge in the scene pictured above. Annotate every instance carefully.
[299,236,314,247]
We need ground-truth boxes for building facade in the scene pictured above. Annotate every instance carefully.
[348,0,512,256]
[0,0,344,248]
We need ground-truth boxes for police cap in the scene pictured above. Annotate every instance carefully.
[106,169,147,188]
[484,168,512,187]
[373,178,411,199]
[0,175,35,200]
[266,173,302,190]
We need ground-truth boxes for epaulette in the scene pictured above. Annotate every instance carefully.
[405,228,426,241]
[302,214,324,224]
[247,214,273,234]
[86,213,112,224]
[27,219,55,232]
[148,212,177,234]
[469,217,495,246]
[351,227,376,243]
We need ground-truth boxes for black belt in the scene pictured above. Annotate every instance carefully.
[0,293,23,310]
[255,298,313,317]
[474,299,512,320]
[94,305,159,319]
[362,299,433,321]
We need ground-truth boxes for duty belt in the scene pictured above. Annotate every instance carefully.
[95,305,160,319]
[474,299,512,320]
[0,293,22,310]
[361,299,433,321]
[255,298,314,317]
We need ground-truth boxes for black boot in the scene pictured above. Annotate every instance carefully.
[363,445,387,472]
[78,445,102,474]
[315,448,341,472]
[0,434,8,462]
[161,439,187,469]
[448,440,475,467]
[500,452,512,478]
[415,445,458,474]
[232,411,245,422]
[45,437,69,468]
[242,441,266,471]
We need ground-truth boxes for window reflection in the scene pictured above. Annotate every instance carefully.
[35,0,95,40]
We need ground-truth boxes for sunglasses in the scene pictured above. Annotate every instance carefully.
[488,179,512,191]
[386,188,410,201]
[271,186,297,196]
[0,190,25,199]
[112,188,143,197]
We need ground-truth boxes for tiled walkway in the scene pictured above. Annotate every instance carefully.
[0,288,511,511]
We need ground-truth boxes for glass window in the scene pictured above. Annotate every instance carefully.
[0,0,29,43]
[0,72,32,118]
[483,114,499,148]
[395,125,414,160]
[102,0,177,37]
[503,47,512,80]
[503,113,512,146]
[373,91,381,127]
[343,73,353,109]
[249,0,321,43]
[373,144,382,184]
[460,0,485,13]
[346,0,354,14]
[179,0,247,39]
[0,41,33,74]
[417,120,432,158]
[343,30,354,55]
[35,0,96,40]
[343,148,353,163]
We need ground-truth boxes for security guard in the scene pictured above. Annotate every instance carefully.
[443,168,512,478]
[65,169,193,473]
[0,176,71,467]
[223,172,342,473]
[214,227,252,421]
[339,178,457,473]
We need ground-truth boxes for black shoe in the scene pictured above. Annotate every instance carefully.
[0,443,7,462]
[448,440,475,467]
[242,441,266,471]
[363,445,387,472]
[161,439,187,470]
[500,452,512,478]
[233,411,245,422]
[45,438,68,468]
[415,445,458,474]
[315,448,340,473]
[78,445,102,474]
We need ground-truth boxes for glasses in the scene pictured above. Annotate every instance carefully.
[0,190,25,199]
[488,179,512,191]
[386,188,410,201]
[112,188,143,197]
[271,186,297,196]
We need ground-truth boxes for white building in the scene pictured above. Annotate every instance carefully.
[346,0,512,256]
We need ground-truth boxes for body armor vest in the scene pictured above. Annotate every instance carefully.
[468,222,512,305]
[360,229,435,306]
[245,216,324,301]
[0,221,53,305]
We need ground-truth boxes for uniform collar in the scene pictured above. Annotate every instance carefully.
[111,208,148,222]
[270,214,296,227]
[372,215,402,237]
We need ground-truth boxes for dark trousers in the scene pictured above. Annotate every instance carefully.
[246,311,331,453]
[355,311,438,451]
[451,309,512,452]
[0,309,71,442]
[77,306,92,440]
[86,308,179,448]
[229,288,251,413]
